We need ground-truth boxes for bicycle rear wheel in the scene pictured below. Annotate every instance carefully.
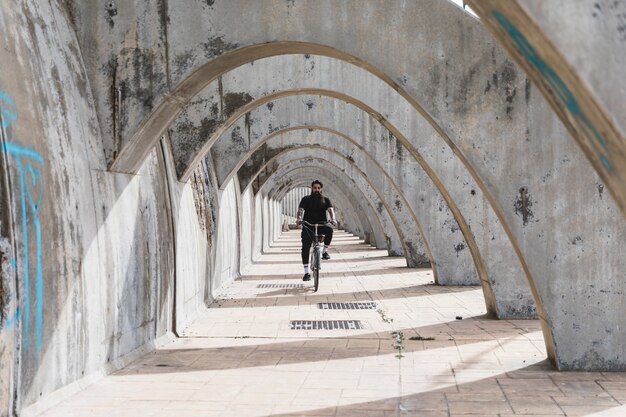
[313,247,321,292]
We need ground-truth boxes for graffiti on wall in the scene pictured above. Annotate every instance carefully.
[491,11,614,174]
[0,90,45,352]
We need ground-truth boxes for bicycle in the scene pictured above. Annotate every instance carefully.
[301,220,333,292]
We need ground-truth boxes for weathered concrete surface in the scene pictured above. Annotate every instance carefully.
[0,117,17,416]
[469,0,626,218]
[0,2,246,414]
[0,4,623,417]
[212,179,241,298]
[0,2,169,409]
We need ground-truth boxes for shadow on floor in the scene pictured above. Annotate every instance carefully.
[114,317,541,375]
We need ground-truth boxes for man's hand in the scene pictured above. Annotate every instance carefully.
[330,219,337,227]
[296,208,304,226]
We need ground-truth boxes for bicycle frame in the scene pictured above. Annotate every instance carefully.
[302,221,330,292]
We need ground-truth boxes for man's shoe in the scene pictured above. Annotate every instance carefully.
[322,252,331,260]
[302,273,311,281]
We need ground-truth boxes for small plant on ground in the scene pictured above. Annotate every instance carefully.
[377,309,394,323]
[392,331,404,358]
[409,335,435,341]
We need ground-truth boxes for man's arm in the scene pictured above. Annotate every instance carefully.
[328,207,337,226]
[296,207,304,225]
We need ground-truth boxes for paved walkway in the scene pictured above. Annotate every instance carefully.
[39,231,626,416]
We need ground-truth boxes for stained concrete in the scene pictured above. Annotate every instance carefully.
[469,0,626,218]
[1,1,625,415]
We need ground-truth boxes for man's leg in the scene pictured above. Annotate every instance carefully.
[301,230,313,279]
[322,226,333,260]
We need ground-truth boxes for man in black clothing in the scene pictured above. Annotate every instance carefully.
[296,180,337,281]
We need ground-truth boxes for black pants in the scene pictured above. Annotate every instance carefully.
[301,226,333,264]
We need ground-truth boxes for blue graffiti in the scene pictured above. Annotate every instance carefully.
[492,11,613,172]
[4,308,20,329]
[1,91,45,352]
[0,91,17,129]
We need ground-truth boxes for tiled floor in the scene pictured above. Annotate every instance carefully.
[39,230,626,416]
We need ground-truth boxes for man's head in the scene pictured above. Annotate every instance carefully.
[311,180,323,196]
[310,180,325,209]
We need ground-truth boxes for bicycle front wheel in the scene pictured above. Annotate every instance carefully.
[313,247,321,292]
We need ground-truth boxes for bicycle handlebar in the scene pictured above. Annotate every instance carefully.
[302,220,333,227]
[301,220,332,227]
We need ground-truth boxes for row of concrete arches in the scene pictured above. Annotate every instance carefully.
[97,37,626,372]
[69,0,626,370]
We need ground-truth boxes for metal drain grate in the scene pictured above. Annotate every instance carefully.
[289,320,363,330]
[257,283,304,289]
[317,302,377,310]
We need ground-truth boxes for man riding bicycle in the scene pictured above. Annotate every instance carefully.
[296,180,337,281]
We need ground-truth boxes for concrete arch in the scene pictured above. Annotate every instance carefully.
[109,41,418,174]
[255,156,433,269]
[257,166,405,258]
[269,174,386,250]
[253,150,434,268]
[74,0,626,369]
[269,178,376,246]
[210,98,534,317]
[162,58,538,314]
[197,89,626,367]
[254,147,480,290]
[236,136,437,272]
[239,133,483,292]
[271,179,377,246]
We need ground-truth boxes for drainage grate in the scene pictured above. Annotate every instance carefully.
[257,283,304,289]
[289,320,363,330]
[317,302,377,310]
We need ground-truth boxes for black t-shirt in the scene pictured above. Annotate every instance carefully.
[299,195,332,224]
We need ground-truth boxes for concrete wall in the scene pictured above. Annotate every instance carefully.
[239,186,254,272]
[0,2,244,414]
[211,179,240,299]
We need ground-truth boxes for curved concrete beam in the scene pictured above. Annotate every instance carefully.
[212,95,534,316]
[201,87,626,366]
[271,176,376,245]
[260,167,403,256]
[257,151,435,270]
[257,159,425,269]
[253,155,433,268]
[258,154,434,270]
[162,53,538,318]
[240,135,482,290]
[469,0,626,217]
[275,183,372,245]
[190,85,535,317]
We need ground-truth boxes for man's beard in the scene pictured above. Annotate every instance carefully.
[311,191,325,210]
